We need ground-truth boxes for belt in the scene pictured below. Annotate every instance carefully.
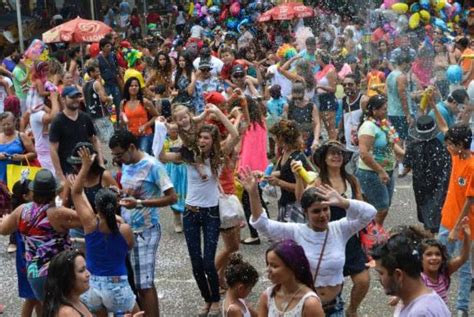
[185,204,214,213]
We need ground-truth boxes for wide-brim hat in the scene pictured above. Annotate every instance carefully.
[28,169,62,194]
[408,115,439,141]
[312,140,353,168]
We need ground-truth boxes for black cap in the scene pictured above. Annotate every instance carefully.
[231,64,245,76]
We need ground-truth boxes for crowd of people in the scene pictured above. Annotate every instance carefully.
[0,0,473,316]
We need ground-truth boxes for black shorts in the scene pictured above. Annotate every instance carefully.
[318,93,338,112]
[343,234,368,276]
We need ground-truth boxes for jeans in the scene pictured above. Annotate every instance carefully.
[183,205,221,303]
[438,225,472,312]
[104,83,122,122]
[138,134,154,155]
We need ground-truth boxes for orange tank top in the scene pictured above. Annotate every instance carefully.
[123,101,152,136]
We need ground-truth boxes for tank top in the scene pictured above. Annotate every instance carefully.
[84,171,104,212]
[18,202,71,278]
[123,101,152,136]
[83,80,106,119]
[287,101,314,134]
[420,271,450,304]
[222,299,251,317]
[266,285,320,317]
[85,220,129,276]
[0,135,25,182]
[386,70,404,117]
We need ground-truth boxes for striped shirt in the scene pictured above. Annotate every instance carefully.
[420,271,450,303]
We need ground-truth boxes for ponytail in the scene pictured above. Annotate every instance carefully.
[94,189,119,234]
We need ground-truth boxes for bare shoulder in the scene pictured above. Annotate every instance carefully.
[56,305,82,317]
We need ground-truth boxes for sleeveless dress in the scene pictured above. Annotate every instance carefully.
[266,285,320,317]
[0,135,25,183]
[18,203,71,279]
[222,298,251,317]
[163,137,187,213]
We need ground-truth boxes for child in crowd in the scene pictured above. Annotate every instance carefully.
[266,85,286,157]
[222,253,259,317]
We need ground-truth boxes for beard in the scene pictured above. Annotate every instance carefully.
[382,277,401,297]
[66,102,80,110]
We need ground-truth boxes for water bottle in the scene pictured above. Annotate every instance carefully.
[259,163,274,189]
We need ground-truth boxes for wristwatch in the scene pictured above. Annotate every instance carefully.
[136,199,144,208]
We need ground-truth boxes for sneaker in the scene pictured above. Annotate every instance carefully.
[7,243,16,253]
[456,310,468,317]
[174,224,183,233]
[240,237,260,245]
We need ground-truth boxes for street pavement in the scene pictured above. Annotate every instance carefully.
[1,174,473,316]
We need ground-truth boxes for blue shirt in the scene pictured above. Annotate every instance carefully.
[429,102,455,142]
[120,154,173,232]
[266,96,287,127]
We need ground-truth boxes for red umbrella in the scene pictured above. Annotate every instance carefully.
[42,17,112,43]
[258,2,315,22]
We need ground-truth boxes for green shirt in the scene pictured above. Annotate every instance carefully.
[12,65,27,100]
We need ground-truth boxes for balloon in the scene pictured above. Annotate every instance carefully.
[230,2,240,17]
[201,6,208,16]
[453,2,461,15]
[439,9,447,21]
[383,0,397,9]
[433,17,447,31]
[446,65,462,84]
[237,18,250,33]
[89,42,100,58]
[435,0,446,11]
[372,28,385,42]
[207,0,213,7]
[420,10,430,23]
[410,3,420,13]
[226,18,238,30]
[454,15,460,23]
[209,5,220,15]
[188,2,195,16]
[409,12,421,29]
[219,8,228,22]
[391,3,408,14]
[419,0,430,10]
[397,15,409,31]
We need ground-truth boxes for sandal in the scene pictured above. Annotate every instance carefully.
[240,237,260,245]
[208,303,221,317]
[198,303,210,317]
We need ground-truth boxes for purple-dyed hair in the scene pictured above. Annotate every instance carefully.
[266,239,315,292]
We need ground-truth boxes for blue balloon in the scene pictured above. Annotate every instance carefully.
[209,5,220,15]
[420,0,430,10]
[446,65,463,84]
[433,17,448,31]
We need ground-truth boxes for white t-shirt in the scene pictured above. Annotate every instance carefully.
[190,25,204,39]
[193,56,224,78]
[393,291,450,317]
[176,12,186,25]
[185,159,219,207]
[0,77,13,112]
[267,65,292,97]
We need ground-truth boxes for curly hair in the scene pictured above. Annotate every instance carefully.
[225,252,259,288]
[269,119,302,149]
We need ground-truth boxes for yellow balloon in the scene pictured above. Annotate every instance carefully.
[188,2,195,15]
[454,15,460,23]
[436,0,446,11]
[207,0,213,7]
[420,10,431,23]
[391,3,409,14]
[409,12,421,29]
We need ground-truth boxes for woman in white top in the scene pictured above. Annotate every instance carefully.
[160,103,239,316]
[238,168,376,316]
[260,239,324,317]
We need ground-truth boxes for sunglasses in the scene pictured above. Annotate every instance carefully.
[232,73,245,78]
[342,82,355,87]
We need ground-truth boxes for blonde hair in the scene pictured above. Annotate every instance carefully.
[171,104,199,153]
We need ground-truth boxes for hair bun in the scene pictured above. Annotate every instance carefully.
[228,252,243,266]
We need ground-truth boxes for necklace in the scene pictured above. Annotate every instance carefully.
[278,284,304,316]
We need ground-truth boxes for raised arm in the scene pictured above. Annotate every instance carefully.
[70,147,99,233]
[447,216,472,276]
[238,168,298,240]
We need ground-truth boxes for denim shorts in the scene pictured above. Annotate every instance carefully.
[356,169,395,211]
[81,275,136,313]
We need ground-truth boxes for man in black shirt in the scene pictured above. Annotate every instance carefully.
[49,86,102,182]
